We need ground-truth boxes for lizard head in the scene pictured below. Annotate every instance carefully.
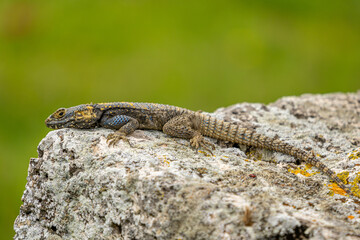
[45,104,102,129]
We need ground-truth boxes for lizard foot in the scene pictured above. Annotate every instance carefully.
[190,134,216,155]
[107,132,130,147]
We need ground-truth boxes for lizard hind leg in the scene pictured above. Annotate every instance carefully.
[163,113,215,155]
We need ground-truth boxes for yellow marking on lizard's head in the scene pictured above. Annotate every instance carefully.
[74,106,97,121]
[46,104,101,129]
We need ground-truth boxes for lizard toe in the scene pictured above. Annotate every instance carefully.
[199,142,213,156]
[190,138,200,149]
[190,134,215,156]
[106,132,129,147]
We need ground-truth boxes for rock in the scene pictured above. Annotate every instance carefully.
[14,92,360,240]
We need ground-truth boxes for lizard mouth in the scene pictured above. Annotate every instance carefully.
[45,121,60,129]
[45,118,69,129]
[45,117,96,129]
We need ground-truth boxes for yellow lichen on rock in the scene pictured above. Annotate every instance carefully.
[350,173,360,198]
[348,148,360,160]
[288,164,318,177]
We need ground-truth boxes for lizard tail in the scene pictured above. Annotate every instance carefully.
[198,114,352,196]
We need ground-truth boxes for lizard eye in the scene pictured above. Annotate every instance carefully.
[54,108,66,119]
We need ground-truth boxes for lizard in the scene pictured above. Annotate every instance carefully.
[45,102,355,197]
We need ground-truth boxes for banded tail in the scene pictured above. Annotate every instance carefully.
[197,113,352,196]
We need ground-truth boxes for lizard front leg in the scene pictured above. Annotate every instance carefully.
[163,113,215,155]
[100,115,139,146]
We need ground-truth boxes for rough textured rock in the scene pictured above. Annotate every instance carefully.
[14,92,360,240]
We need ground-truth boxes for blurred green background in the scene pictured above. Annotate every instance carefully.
[1,0,359,238]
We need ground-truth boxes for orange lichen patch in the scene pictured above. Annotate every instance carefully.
[348,215,355,220]
[327,171,360,198]
[328,183,347,196]
[288,165,318,177]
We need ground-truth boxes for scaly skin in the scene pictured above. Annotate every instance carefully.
[45,102,354,197]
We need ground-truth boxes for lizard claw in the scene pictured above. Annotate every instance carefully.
[107,132,130,147]
[190,134,216,156]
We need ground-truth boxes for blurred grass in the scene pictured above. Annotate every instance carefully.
[0,0,359,238]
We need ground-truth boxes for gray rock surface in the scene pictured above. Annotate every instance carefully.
[14,92,360,240]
